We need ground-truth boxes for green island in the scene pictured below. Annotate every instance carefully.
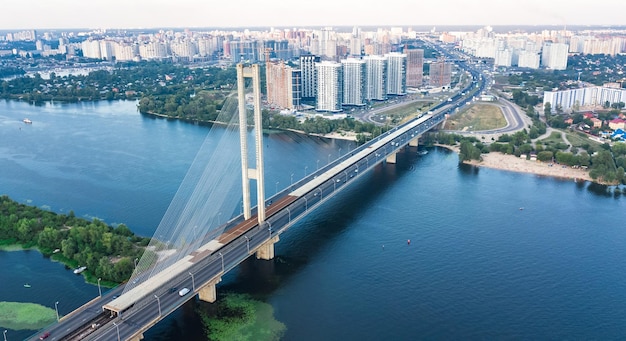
[197,293,286,341]
[0,195,287,337]
[0,302,57,331]
[0,195,149,285]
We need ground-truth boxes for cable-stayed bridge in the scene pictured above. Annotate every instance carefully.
[30,58,485,341]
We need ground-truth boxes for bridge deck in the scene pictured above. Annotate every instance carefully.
[218,195,298,244]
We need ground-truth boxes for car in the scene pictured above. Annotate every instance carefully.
[170,287,178,293]
[39,332,50,340]
[178,287,190,296]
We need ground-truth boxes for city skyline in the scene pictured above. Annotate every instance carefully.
[3,0,625,30]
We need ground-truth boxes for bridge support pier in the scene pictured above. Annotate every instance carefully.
[386,153,397,164]
[129,333,144,341]
[256,236,280,260]
[198,276,222,303]
[409,137,419,147]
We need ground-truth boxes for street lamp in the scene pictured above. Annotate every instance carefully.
[154,295,161,317]
[97,278,102,297]
[218,212,222,225]
[54,301,59,321]
[113,322,121,341]
[4,329,7,341]
[316,159,320,170]
[275,181,279,195]
[290,173,294,186]
[267,221,273,238]
[189,272,195,291]
[339,147,342,157]
[218,252,224,272]
[328,153,331,164]
[304,165,308,177]
[244,235,250,254]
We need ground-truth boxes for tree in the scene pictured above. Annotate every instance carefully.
[537,151,554,162]
[544,102,551,118]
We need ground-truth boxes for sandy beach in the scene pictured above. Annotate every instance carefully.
[438,145,593,182]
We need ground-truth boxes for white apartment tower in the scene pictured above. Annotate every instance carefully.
[385,52,407,96]
[364,55,387,101]
[315,61,343,112]
[341,58,366,106]
[541,42,569,70]
[518,51,540,69]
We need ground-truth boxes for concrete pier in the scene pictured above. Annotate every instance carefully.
[256,236,280,260]
[198,276,222,303]
[386,153,397,164]
[409,137,419,147]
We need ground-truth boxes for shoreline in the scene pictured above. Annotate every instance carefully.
[435,144,595,183]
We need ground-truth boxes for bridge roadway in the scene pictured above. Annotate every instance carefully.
[32,54,486,341]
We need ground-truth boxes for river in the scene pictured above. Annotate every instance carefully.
[1,100,625,340]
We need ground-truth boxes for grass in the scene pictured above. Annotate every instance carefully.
[565,131,603,151]
[539,131,564,145]
[379,101,434,125]
[444,103,507,131]
[0,302,57,330]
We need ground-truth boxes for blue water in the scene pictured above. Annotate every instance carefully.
[1,99,625,340]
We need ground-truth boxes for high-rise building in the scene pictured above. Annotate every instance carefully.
[315,61,343,112]
[341,58,366,106]
[81,40,102,59]
[518,51,540,69]
[139,41,168,60]
[405,48,423,88]
[494,49,513,67]
[114,43,137,61]
[541,42,568,70]
[429,60,452,88]
[99,40,115,61]
[229,40,259,63]
[266,61,301,110]
[364,55,387,101]
[385,52,407,95]
[300,54,320,99]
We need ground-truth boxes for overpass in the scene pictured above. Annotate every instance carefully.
[31,50,486,341]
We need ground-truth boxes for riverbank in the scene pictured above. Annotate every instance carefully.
[0,240,118,288]
[436,144,594,183]
[283,128,359,141]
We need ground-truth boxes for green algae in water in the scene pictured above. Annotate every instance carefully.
[0,302,57,330]
[199,293,286,341]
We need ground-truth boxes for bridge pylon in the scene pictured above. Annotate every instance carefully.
[237,63,266,224]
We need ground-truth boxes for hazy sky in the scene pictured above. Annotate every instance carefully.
[3,0,625,30]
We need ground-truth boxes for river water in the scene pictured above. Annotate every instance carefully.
[1,100,625,340]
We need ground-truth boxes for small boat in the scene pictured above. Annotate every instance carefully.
[73,266,87,274]
[23,118,32,124]
[418,150,429,155]
[24,284,31,288]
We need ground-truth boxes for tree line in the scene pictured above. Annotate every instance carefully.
[0,195,149,284]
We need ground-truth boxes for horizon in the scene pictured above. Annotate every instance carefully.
[2,24,626,34]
